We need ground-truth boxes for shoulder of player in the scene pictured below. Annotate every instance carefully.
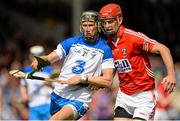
[98,36,108,44]
[124,28,148,40]
[59,35,83,45]
[97,37,110,47]
[96,37,112,53]
[64,35,82,41]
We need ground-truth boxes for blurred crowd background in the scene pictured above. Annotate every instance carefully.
[0,0,180,120]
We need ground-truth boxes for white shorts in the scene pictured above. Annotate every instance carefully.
[115,89,159,120]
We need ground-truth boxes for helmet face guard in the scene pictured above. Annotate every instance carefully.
[99,3,122,35]
[80,11,100,40]
[100,18,119,36]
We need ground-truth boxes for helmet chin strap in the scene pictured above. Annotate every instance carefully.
[84,33,99,41]
[102,26,118,36]
[103,22,120,36]
[104,31,116,36]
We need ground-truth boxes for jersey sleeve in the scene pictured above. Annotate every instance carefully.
[102,58,114,69]
[102,46,114,69]
[136,32,156,52]
[54,38,74,59]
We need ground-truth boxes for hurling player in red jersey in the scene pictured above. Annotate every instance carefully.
[99,3,176,121]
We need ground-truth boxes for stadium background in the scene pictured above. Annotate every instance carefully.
[0,0,180,120]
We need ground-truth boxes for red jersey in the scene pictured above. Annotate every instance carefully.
[108,26,156,95]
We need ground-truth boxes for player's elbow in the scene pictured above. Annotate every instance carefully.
[152,42,170,54]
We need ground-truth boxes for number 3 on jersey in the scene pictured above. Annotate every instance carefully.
[72,60,86,74]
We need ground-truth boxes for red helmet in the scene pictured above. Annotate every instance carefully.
[99,3,122,19]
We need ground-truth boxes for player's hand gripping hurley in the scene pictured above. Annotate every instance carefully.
[9,56,59,82]
[9,69,58,82]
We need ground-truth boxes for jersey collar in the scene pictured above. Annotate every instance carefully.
[107,25,125,46]
[117,25,125,39]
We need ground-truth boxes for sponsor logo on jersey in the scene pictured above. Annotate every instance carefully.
[82,48,90,56]
[74,46,90,57]
[74,46,81,54]
[73,45,98,60]
[114,59,132,73]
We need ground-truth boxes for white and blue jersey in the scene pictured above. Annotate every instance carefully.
[21,66,53,107]
[21,66,53,120]
[53,35,114,105]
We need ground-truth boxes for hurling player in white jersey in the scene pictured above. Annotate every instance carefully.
[31,10,115,120]
[20,45,54,120]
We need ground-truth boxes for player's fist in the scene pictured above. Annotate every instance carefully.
[31,57,39,70]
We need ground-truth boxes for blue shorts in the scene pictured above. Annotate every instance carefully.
[29,104,51,120]
[50,92,89,119]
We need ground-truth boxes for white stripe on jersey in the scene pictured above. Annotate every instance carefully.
[125,29,156,43]
[144,62,154,78]
[125,29,156,52]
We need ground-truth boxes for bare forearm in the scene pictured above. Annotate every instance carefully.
[151,43,175,75]
[87,76,113,88]
[151,42,176,93]
[40,51,59,64]
[159,45,175,75]
[87,69,115,88]
[58,68,115,88]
